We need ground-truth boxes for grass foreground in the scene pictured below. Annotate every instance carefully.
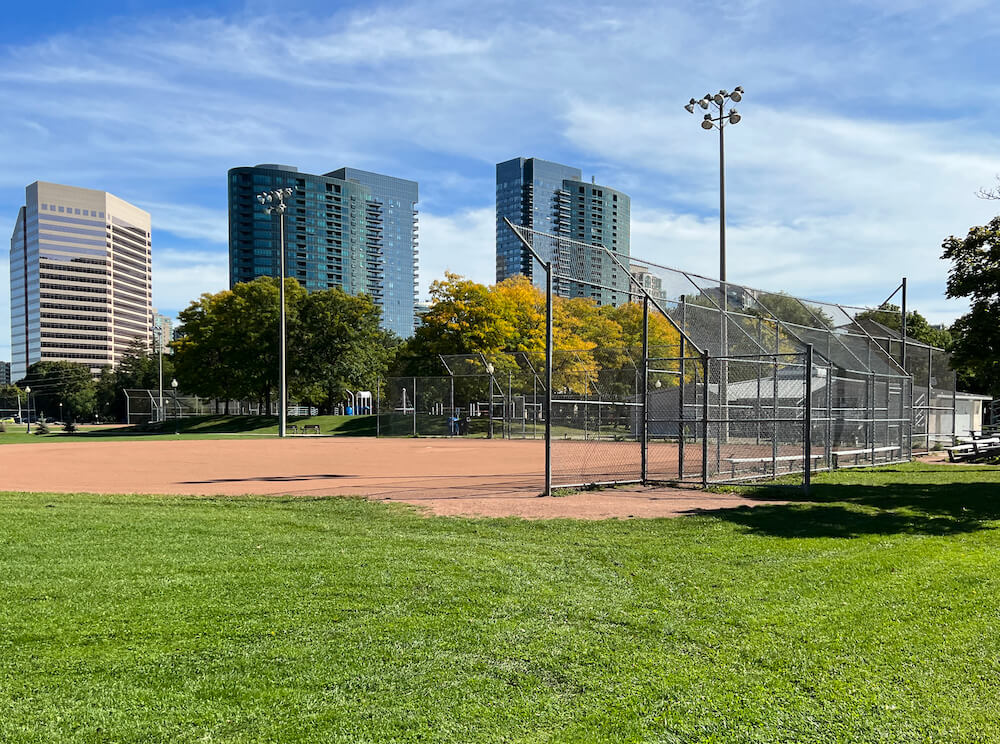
[2,462,1000,742]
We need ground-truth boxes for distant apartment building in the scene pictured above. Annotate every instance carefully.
[228,164,419,337]
[9,181,153,381]
[630,265,666,302]
[153,311,173,353]
[496,157,631,306]
[0,360,10,385]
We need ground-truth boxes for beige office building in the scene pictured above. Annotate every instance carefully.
[9,181,152,381]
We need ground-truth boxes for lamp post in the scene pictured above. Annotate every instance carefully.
[171,378,179,435]
[24,386,31,433]
[257,187,294,438]
[684,86,743,285]
[58,401,63,424]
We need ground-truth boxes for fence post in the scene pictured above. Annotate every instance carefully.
[952,372,958,444]
[679,334,686,481]
[926,345,932,450]
[772,354,779,478]
[804,344,813,494]
[376,379,381,437]
[412,376,417,437]
[641,295,649,484]
[508,370,513,440]
[544,262,553,497]
[870,372,877,463]
[825,362,833,472]
[701,350,710,489]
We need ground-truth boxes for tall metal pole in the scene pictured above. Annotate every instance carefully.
[278,209,287,438]
[544,263,553,497]
[259,188,293,437]
[701,351,710,488]
[679,334,686,480]
[641,296,649,483]
[719,116,726,283]
[901,277,908,371]
[804,344,814,493]
[158,328,164,424]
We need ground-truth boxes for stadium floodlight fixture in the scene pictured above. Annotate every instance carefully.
[701,116,714,130]
[729,110,741,124]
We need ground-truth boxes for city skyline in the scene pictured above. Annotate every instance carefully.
[3,0,1000,363]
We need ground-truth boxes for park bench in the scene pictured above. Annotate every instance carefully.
[303,424,321,435]
[287,424,299,434]
[973,437,1000,454]
[724,453,823,477]
[945,443,977,462]
[832,445,900,468]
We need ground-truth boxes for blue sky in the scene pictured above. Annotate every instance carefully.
[4,0,1000,361]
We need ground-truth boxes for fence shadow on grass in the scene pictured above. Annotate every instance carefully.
[705,470,1000,539]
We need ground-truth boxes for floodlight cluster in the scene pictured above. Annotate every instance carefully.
[256,187,294,215]
[684,86,744,129]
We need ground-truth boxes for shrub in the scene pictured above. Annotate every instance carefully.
[34,421,50,435]
[63,421,78,433]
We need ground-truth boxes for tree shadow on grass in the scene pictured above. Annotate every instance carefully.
[706,473,1000,538]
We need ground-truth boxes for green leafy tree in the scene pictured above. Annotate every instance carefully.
[21,361,96,421]
[752,292,834,328]
[173,277,392,413]
[941,216,1000,396]
[853,304,952,349]
[173,277,307,410]
[292,287,398,412]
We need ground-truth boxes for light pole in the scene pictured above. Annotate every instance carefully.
[24,386,31,433]
[485,362,495,439]
[686,87,743,445]
[257,187,294,438]
[171,378,179,435]
[685,86,743,285]
[157,323,164,424]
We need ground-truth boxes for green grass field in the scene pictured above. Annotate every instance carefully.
[2,462,1000,742]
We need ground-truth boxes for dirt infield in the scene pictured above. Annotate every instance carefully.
[0,438,788,519]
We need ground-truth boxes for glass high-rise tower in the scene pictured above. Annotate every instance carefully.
[228,164,419,337]
[495,157,631,306]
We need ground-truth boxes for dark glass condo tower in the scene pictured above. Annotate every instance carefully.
[228,164,419,337]
[495,157,631,306]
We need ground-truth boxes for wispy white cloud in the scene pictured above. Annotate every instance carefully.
[139,202,229,245]
[417,207,495,299]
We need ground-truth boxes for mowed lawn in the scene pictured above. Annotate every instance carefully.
[2,463,1000,743]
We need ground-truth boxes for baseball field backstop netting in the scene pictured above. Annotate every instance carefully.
[380,221,955,493]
